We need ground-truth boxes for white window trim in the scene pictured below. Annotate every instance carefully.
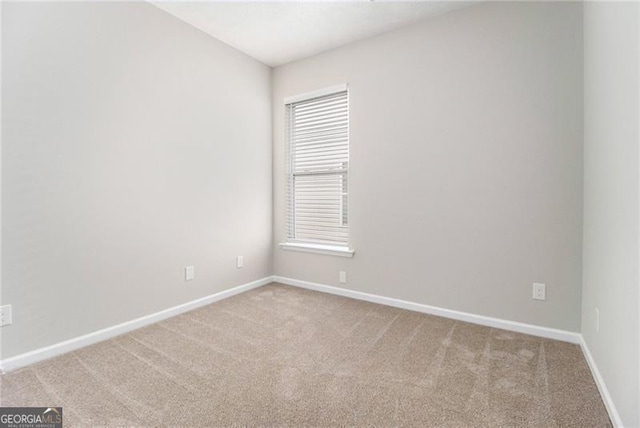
[283,84,348,105]
[279,242,355,258]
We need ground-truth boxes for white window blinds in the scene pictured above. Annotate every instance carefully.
[286,88,349,247]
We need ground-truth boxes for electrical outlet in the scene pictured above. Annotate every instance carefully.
[532,283,546,301]
[595,308,600,332]
[0,305,13,327]
[185,266,195,281]
[236,256,243,268]
[339,271,347,284]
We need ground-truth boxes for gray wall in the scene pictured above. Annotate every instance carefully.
[273,1,584,332]
[582,2,639,426]
[1,2,272,359]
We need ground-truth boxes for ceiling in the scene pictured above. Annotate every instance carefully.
[150,1,476,67]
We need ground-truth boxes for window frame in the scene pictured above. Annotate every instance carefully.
[280,84,354,257]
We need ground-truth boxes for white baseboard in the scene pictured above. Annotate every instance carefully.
[580,338,624,427]
[273,276,582,344]
[0,276,273,373]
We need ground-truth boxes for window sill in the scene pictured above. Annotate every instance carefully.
[279,242,355,258]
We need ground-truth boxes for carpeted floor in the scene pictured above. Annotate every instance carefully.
[0,283,610,427]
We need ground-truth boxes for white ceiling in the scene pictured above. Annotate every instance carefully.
[150,1,476,67]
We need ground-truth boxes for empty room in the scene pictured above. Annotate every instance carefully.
[0,0,638,426]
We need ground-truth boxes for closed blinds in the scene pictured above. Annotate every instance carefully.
[286,89,349,246]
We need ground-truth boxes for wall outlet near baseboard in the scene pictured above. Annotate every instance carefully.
[236,256,244,268]
[339,271,347,284]
[0,305,13,327]
[185,266,195,281]
[532,283,546,300]
[595,308,599,332]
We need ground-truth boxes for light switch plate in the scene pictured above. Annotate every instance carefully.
[236,256,244,268]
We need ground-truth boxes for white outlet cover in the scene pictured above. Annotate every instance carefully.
[0,305,13,327]
[533,283,546,301]
[185,266,195,281]
[339,271,347,284]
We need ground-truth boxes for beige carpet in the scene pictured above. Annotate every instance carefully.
[0,283,610,427]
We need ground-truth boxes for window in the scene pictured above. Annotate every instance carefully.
[283,85,352,255]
